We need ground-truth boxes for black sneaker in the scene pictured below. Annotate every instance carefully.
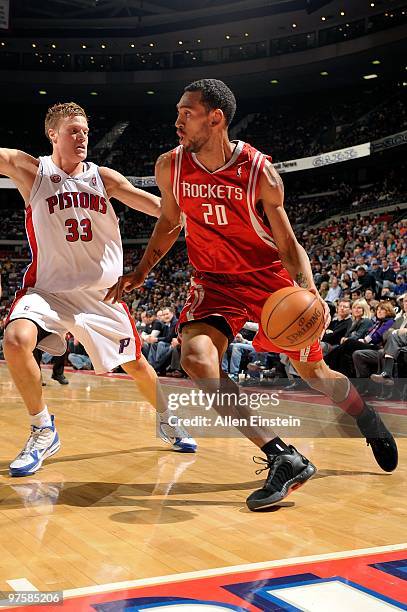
[356,404,398,472]
[246,446,317,511]
[51,374,69,385]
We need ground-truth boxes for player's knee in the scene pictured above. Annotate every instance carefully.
[181,351,212,376]
[3,327,35,356]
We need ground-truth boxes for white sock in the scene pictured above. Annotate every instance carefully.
[31,406,52,428]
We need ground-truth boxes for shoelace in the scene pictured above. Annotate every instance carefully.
[253,447,300,478]
[253,455,275,475]
[253,454,294,493]
[18,427,52,458]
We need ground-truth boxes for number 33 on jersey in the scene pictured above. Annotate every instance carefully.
[24,155,122,293]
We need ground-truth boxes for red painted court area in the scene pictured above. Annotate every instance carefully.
[9,548,407,611]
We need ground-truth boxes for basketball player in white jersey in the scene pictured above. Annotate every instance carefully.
[1,102,196,477]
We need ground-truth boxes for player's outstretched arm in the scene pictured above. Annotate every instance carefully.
[260,161,330,328]
[99,166,161,217]
[0,149,39,202]
[259,161,316,291]
[104,151,183,303]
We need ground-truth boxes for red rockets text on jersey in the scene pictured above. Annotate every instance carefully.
[171,140,281,274]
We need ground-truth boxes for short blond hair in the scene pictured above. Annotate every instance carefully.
[45,102,88,142]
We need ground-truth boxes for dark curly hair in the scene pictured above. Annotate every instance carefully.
[184,79,236,126]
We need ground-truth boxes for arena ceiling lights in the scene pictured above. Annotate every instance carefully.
[8,0,338,33]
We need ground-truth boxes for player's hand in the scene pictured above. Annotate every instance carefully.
[104,268,146,303]
[308,287,331,335]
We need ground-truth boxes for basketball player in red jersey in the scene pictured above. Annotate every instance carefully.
[106,80,397,510]
[1,102,196,478]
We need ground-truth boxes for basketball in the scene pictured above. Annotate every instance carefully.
[261,287,325,350]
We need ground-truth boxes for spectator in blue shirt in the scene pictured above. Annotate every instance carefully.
[394,274,407,296]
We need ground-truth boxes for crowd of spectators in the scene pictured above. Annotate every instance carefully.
[3,200,407,393]
[2,162,406,244]
[0,82,404,182]
[101,119,175,177]
[335,95,407,150]
[237,85,406,162]
[91,83,406,172]
[285,171,407,228]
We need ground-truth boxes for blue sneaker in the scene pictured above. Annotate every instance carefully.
[158,417,197,453]
[9,416,60,477]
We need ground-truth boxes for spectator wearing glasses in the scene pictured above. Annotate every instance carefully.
[320,299,352,356]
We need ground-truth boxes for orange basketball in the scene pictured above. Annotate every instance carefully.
[261,286,325,350]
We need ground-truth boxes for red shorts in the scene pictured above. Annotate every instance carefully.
[178,265,323,363]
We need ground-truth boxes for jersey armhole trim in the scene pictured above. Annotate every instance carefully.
[246,152,278,250]
[28,158,44,204]
[95,164,110,202]
[172,146,183,205]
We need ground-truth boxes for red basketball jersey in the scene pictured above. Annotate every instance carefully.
[171,140,280,273]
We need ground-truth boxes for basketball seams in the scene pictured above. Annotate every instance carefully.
[263,287,308,332]
[261,287,325,350]
[283,314,325,350]
[265,296,318,340]
[281,313,325,349]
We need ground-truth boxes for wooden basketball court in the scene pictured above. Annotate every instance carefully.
[0,362,405,609]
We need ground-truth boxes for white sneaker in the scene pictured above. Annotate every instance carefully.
[158,416,197,453]
[9,416,60,477]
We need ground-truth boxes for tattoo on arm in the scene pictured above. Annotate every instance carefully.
[265,163,284,193]
[146,248,164,269]
[152,248,163,261]
[296,272,309,288]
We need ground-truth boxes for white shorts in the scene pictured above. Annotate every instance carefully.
[6,287,142,374]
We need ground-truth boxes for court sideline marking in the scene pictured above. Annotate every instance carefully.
[60,543,407,599]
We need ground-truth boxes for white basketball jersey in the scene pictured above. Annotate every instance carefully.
[24,156,123,293]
